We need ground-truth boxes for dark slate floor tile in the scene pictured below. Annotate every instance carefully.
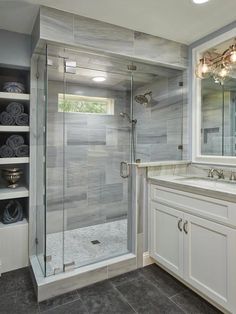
[110,268,142,287]
[42,299,88,314]
[0,267,33,296]
[141,264,187,297]
[116,276,184,314]
[39,290,80,312]
[0,290,39,314]
[171,290,223,314]
[78,280,135,314]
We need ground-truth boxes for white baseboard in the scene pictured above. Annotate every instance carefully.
[143,252,154,266]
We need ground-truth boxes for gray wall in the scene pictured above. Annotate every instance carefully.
[134,74,184,162]
[34,6,188,70]
[0,30,31,68]
[46,80,131,233]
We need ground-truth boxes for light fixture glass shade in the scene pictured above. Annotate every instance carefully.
[195,58,211,79]
[230,51,236,63]
[213,64,231,85]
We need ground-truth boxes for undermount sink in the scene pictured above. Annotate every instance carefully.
[175,176,236,193]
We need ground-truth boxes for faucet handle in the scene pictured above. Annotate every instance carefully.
[208,169,213,178]
[229,171,235,181]
[219,169,224,179]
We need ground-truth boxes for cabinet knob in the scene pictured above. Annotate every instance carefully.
[183,221,188,234]
[178,218,183,232]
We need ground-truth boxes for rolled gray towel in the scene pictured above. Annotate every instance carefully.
[6,102,24,116]
[15,113,29,126]
[14,145,29,157]
[0,111,15,125]
[0,145,14,158]
[6,135,25,149]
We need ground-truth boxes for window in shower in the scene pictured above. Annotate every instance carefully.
[58,93,114,114]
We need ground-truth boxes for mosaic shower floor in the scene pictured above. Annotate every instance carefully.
[46,218,128,276]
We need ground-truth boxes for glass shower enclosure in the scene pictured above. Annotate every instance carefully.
[35,45,135,276]
[34,44,184,277]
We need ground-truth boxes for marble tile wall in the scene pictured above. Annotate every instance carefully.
[46,80,131,233]
[133,74,184,162]
[36,6,188,69]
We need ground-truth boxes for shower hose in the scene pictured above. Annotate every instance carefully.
[2,200,23,224]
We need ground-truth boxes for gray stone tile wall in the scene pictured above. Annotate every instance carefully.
[46,80,131,233]
[134,74,184,162]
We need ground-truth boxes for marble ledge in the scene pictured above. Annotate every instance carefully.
[136,160,191,168]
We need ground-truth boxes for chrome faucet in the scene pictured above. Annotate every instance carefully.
[208,168,224,179]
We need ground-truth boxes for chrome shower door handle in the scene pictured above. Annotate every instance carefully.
[120,161,130,178]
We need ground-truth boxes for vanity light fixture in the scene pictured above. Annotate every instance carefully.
[192,0,209,4]
[92,77,106,82]
[195,39,236,84]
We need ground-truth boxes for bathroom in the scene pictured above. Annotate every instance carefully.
[0,0,236,313]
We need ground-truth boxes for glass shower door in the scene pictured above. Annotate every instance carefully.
[62,64,133,269]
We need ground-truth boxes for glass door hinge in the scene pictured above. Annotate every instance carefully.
[44,255,52,263]
[63,261,75,272]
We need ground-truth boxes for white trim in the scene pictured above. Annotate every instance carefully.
[191,27,236,165]
[143,251,154,266]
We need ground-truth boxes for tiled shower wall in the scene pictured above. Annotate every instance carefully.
[201,91,233,156]
[46,81,131,233]
[134,74,184,162]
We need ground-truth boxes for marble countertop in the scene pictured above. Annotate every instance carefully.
[148,175,236,202]
[136,160,190,168]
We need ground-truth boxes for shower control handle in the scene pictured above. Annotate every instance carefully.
[120,161,130,178]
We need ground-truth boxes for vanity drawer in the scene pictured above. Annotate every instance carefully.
[151,184,236,227]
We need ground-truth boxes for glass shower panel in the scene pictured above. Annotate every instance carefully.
[44,55,66,276]
[35,51,47,275]
[63,66,133,269]
[133,67,184,162]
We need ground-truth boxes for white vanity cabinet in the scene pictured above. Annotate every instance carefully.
[149,184,236,314]
[150,203,184,278]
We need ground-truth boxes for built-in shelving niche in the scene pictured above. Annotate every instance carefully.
[0,66,30,227]
[0,66,30,274]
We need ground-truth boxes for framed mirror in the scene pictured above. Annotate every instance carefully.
[192,28,236,165]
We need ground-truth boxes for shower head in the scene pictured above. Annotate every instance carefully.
[119,112,137,125]
[135,91,152,105]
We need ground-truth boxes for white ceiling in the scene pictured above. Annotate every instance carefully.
[0,0,236,44]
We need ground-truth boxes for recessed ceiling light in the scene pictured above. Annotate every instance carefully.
[192,0,209,4]
[92,77,106,82]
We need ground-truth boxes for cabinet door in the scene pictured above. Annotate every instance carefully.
[184,214,236,312]
[150,202,184,277]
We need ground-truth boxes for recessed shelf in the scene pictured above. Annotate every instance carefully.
[0,92,30,101]
[0,186,29,200]
[0,125,29,132]
[0,157,29,165]
[0,218,28,230]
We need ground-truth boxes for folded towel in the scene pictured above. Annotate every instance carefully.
[1,200,23,224]
[0,111,15,125]
[6,135,25,149]
[6,102,24,116]
[0,145,14,158]
[3,82,25,94]
[15,113,29,126]
[14,145,29,157]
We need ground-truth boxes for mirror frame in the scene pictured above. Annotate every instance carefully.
[191,27,236,165]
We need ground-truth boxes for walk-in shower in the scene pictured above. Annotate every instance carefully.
[31,44,184,299]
